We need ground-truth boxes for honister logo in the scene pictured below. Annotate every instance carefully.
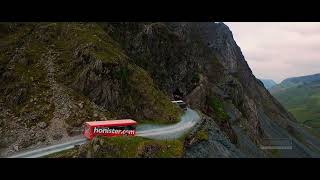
[93,127,134,135]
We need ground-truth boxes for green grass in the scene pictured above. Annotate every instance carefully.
[127,64,182,123]
[271,82,320,148]
[0,27,55,126]
[31,22,181,124]
[44,148,78,158]
[207,96,229,123]
[191,72,200,84]
[46,136,184,158]
[269,149,281,158]
[194,129,209,142]
[272,84,320,124]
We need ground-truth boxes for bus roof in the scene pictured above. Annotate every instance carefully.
[85,119,137,126]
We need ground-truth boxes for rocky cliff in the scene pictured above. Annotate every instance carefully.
[1,22,320,157]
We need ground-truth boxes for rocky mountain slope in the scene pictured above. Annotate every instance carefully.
[0,23,182,155]
[1,22,320,157]
[260,79,277,89]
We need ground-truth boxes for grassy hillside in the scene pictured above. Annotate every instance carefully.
[45,136,184,158]
[0,23,181,124]
[271,83,320,127]
[0,22,182,154]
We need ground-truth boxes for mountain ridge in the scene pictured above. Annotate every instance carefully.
[270,73,320,93]
[260,79,277,89]
[282,73,320,85]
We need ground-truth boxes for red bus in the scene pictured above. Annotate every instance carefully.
[83,119,137,140]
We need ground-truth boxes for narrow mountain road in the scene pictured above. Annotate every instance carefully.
[7,137,88,158]
[137,108,200,139]
[8,108,201,158]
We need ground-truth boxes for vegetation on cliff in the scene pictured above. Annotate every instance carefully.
[46,136,184,158]
[0,22,182,155]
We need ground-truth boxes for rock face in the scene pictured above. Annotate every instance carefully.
[183,115,246,158]
[179,22,320,157]
[1,22,320,157]
[107,22,320,157]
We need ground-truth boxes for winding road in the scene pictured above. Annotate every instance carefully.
[8,108,200,158]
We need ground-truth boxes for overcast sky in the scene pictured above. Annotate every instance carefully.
[224,22,320,83]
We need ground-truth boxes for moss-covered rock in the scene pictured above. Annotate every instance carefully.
[207,96,229,123]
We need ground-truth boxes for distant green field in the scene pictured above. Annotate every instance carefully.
[271,84,320,126]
